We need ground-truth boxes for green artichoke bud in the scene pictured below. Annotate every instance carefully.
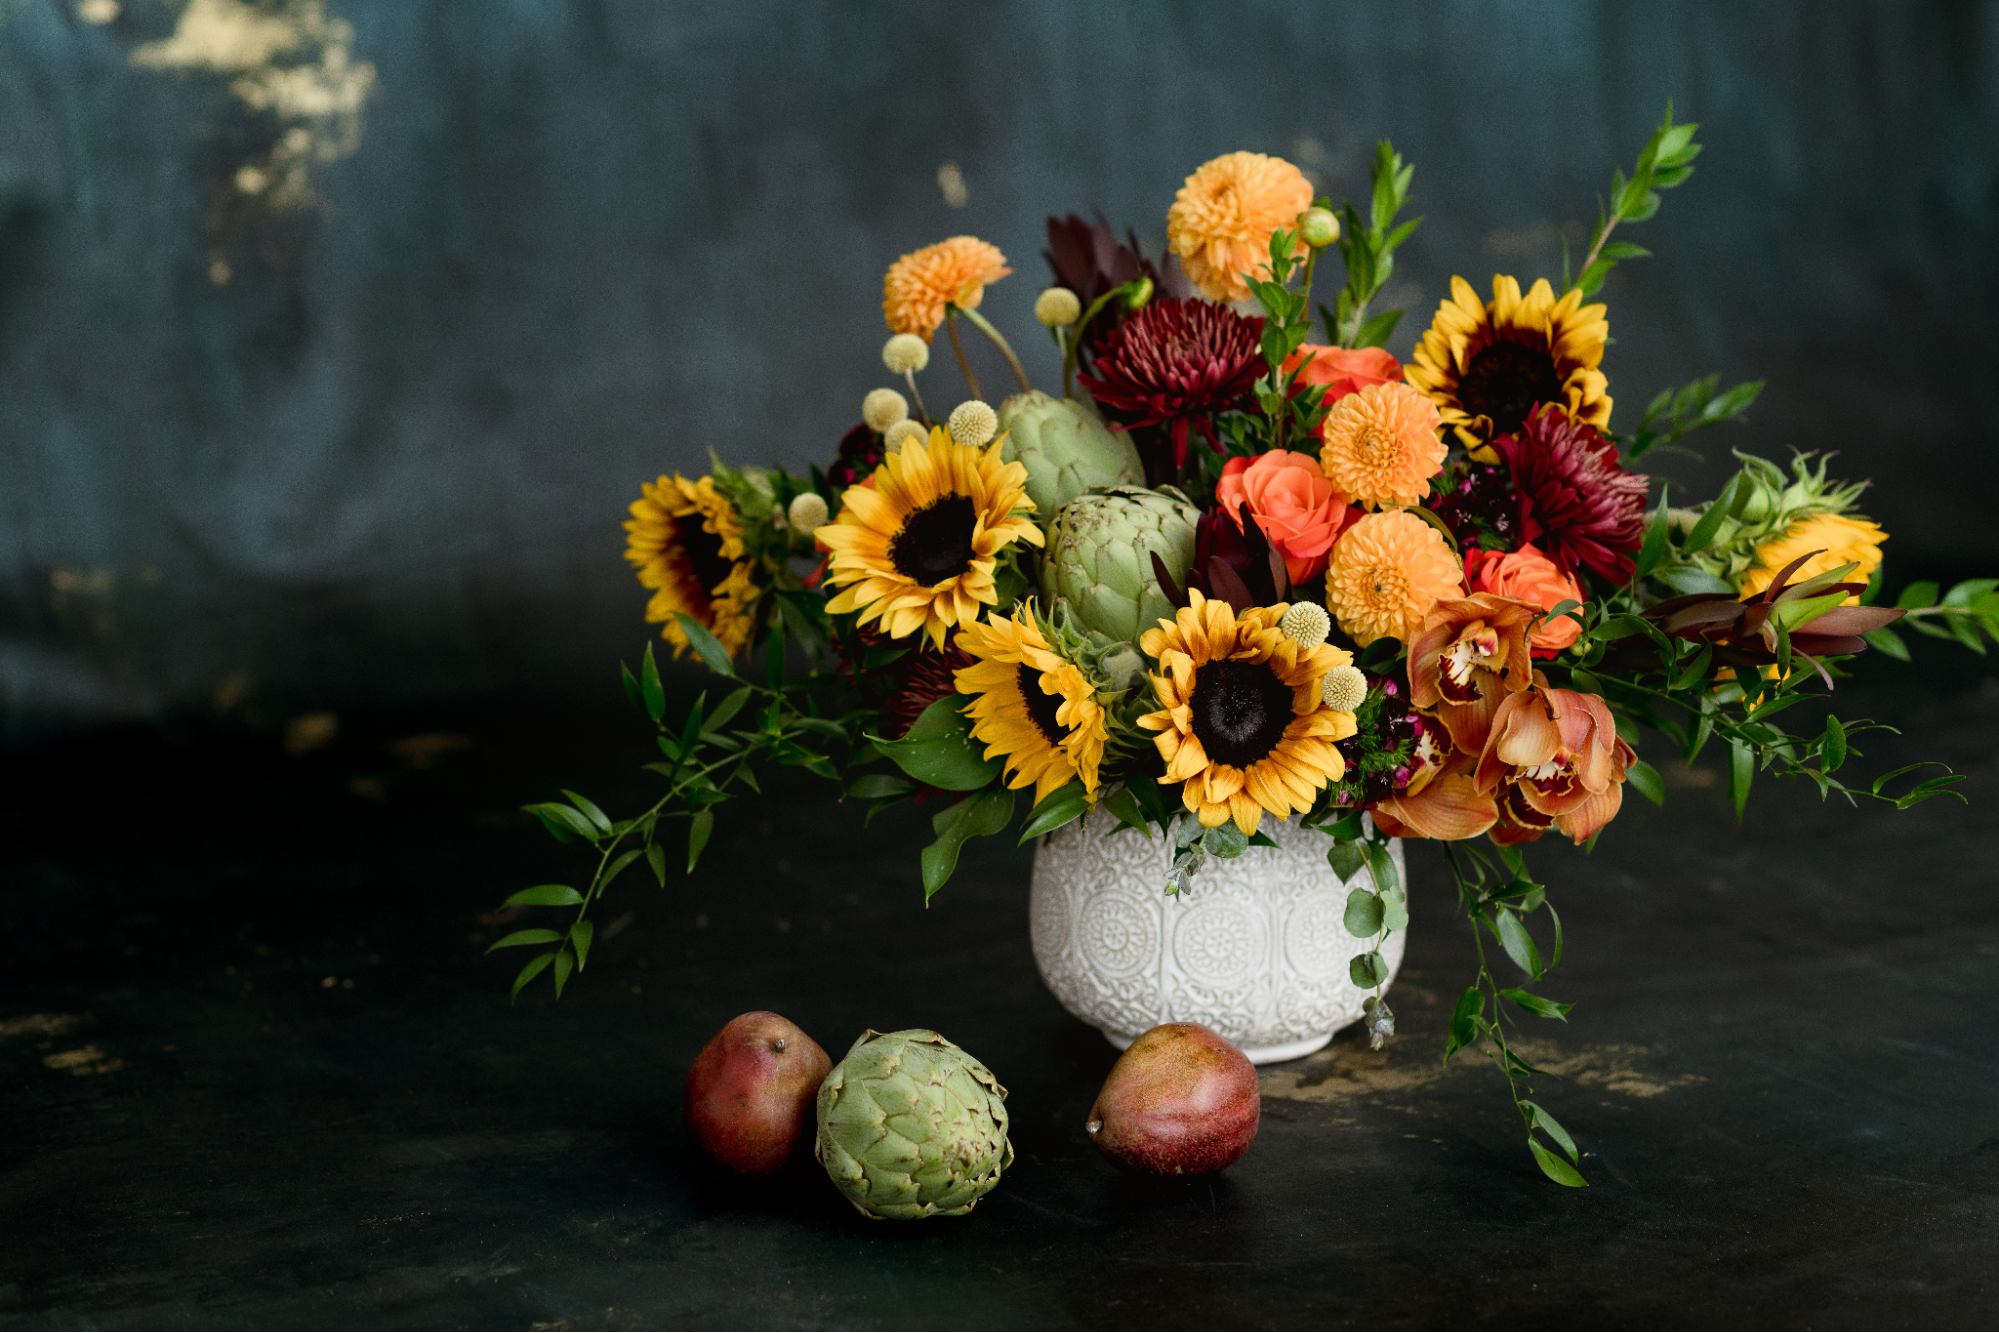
[996,391,1143,517]
[1040,485,1200,646]
[815,1029,1012,1221]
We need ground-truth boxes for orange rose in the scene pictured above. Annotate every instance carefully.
[1406,592,1540,756]
[1465,543,1584,655]
[1281,344,1402,406]
[1215,450,1354,584]
[1474,676,1633,846]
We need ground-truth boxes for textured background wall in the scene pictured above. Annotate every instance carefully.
[2,0,1995,737]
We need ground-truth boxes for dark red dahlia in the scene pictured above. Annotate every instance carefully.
[1494,404,1650,584]
[1043,214,1190,370]
[880,644,974,739]
[1075,297,1265,470]
[827,422,885,491]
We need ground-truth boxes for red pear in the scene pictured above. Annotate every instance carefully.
[1086,1022,1260,1175]
[684,1010,832,1175]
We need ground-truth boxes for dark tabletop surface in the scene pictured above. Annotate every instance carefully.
[3,659,1997,1331]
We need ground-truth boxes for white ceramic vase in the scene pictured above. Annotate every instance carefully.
[1028,815,1405,1065]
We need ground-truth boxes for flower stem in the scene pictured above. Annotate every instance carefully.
[944,312,982,401]
[903,368,930,426]
[1062,288,1124,400]
[955,304,1032,394]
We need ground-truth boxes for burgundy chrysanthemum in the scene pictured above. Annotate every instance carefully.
[1043,214,1190,370]
[877,640,975,739]
[827,421,885,491]
[1076,297,1265,468]
[1495,405,1650,585]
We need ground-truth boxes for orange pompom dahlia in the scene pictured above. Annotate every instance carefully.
[1324,510,1464,647]
[1317,381,1449,511]
[1166,152,1314,303]
[882,237,1013,342]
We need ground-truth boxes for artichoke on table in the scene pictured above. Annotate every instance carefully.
[814,1028,1013,1220]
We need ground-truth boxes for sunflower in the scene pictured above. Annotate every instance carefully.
[624,474,761,659]
[1137,591,1357,835]
[819,426,1043,650]
[1738,512,1887,605]
[954,609,1108,804]
[1324,509,1465,647]
[1406,275,1611,456]
[883,237,1013,342]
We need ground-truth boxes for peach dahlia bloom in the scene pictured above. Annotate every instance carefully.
[1324,509,1464,647]
[1318,381,1449,511]
[882,237,1012,342]
[1166,152,1314,303]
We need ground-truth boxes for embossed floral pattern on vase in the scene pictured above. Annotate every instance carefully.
[1029,815,1404,1061]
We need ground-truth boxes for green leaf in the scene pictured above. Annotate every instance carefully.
[1529,1136,1589,1188]
[921,788,1015,898]
[686,808,714,873]
[1493,909,1543,980]
[1729,739,1755,820]
[1324,811,1366,842]
[1682,472,1745,555]
[1861,626,1910,661]
[1822,716,1848,772]
[1446,986,1483,1058]
[1327,840,1367,883]
[1353,307,1403,349]
[1895,580,1941,610]
[1655,566,1736,596]
[672,612,736,677]
[601,847,644,892]
[1363,841,1401,900]
[870,697,1003,791]
[502,884,584,908]
[1344,887,1384,937]
[510,951,557,1002]
[1019,781,1090,844]
[570,919,595,971]
[844,773,913,801]
[1625,758,1665,805]
[620,661,646,718]
[1633,485,1671,580]
[1349,951,1389,988]
[529,802,600,842]
[1523,1100,1580,1162]
[1099,785,1153,839]
[552,948,575,998]
[1501,988,1573,1021]
[488,928,563,953]
[704,685,754,736]
[640,643,665,721]
[1569,667,1605,696]
[562,789,612,833]
[1203,821,1250,859]
[645,843,666,886]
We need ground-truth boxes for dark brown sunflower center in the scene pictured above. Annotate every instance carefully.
[1016,663,1066,745]
[1457,339,1563,437]
[890,494,977,586]
[1189,659,1292,769]
[674,514,735,595]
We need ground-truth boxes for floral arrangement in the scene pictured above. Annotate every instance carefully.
[488,109,1995,1185]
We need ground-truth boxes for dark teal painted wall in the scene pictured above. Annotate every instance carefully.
[2,0,1994,733]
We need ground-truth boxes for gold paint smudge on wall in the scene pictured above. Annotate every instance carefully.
[131,0,376,214]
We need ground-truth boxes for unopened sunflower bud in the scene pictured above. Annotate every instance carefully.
[787,492,829,533]
[948,400,998,447]
[882,333,930,375]
[883,419,927,454]
[1299,206,1340,249]
[1321,664,1367,712]
[1034,286,1082,328]
[862,387,909,433]
[1280,602,1331,648]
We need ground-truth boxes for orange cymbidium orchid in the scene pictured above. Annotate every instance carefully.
[1473,676,1634,846]
[1372,751,1498,842]
[1406,593,1541,756]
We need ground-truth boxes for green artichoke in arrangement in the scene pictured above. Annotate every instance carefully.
[997,390,1143,517]
[814,1028,1013,1220]
[1040,485,1200,645]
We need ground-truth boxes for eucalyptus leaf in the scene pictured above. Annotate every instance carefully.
[1344,887,1384,937]
[1326,840,1367,883]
